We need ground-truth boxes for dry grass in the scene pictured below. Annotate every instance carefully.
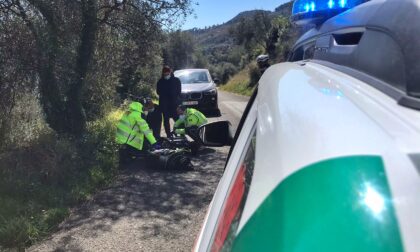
[220,65,255,96]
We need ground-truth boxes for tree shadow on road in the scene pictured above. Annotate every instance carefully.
[30,147,228,252]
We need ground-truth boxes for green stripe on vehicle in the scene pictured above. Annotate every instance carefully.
[231,156,403,252]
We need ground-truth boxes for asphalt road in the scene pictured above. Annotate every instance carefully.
[29,91,249,252]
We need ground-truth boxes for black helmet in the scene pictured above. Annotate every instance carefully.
[145,97,153,104]
[256,54,270,64]
[257,55,270,73]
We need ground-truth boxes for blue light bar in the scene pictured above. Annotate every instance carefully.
[292,0,369,25]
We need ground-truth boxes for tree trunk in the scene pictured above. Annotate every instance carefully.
[26,0,67,133]
[66,0,98,136]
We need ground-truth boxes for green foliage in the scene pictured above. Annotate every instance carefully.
[0,207,70,249]
[226,46,247,67]
[193,11,274,86]
[163,30,196,70]
[83,28,122,121]
[193,50,209,69]
[162,30,210,71]
[248,63,262,88]
[0,20,39,151]
[266,16,296,62]
[220,66,255,96]
[0,91,47,152]
[0,0,195,249]
[220,63,238,84]
[132,84,157,100]
[42,208,70,231]
[0,110,120,249]
[81,116,120,187]
[231,11,272,51]
[209,62,239,85]
[116,24,164,101]
[0,216,32,248]
[186,2,297,89]
[0,0,193,137]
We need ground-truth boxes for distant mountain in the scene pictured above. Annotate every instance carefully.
[275,1,294,16]
[187,11,273,54]
[225,10,273,25]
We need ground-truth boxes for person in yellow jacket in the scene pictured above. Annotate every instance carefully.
[173,105,208,142]
[116,101,158,164]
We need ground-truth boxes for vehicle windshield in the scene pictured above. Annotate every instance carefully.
[175,71,209,84]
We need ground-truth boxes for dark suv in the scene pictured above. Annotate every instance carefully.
[174,69,220,116]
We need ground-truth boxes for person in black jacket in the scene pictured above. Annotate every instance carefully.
[144,98,162,140]
[156,66,181,137]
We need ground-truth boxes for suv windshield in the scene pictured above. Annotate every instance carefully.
[175,71,209,84]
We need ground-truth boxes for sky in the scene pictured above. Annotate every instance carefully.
[182,0,290,30]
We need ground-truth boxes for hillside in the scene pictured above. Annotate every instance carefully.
[187,1,294,59]
[187,10,271,58]
[185,1,296,96]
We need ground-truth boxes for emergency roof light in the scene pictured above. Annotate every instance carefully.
[291,0,369,25]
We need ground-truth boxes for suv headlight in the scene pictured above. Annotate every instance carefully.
[205,88,217,95]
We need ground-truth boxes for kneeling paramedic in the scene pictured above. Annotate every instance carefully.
[143,98,163,140]
[116,102,159,164]
[173,106,208,143]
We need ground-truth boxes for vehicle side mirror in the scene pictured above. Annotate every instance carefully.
[198,121,233,147]
[213,78,221,85]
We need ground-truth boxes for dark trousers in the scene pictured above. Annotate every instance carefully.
[119,145,147,164]
[162,108,179,137]
[186,126,200,143]
[119,144,160,169]
[148,118,162,140]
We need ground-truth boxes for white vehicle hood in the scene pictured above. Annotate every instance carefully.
[181,83,214,93]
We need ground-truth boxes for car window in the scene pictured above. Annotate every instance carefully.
[290,46,304,61]
[290,42,315,61]
[303,43,315,60]
[175,71,209,84]
[225,87,257,166]
[210,126,256,252]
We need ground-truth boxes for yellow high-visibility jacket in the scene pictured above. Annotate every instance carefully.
[174,108,207,135]
[116,102,156,150]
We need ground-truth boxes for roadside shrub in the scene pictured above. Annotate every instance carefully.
[0,216,32,248]
[248,63,262,87]
[208,65,223,85]
[0,197,24,220]
[220,62,238,84]
[132,84,156,99]
[220,65,255,96]
[0,135,76,248]
[0,110,120,249]
[86,110,121,178]
[0,91,46,152]
[227,46,246,66]
[42,208,70,229]
[65,113,120,203]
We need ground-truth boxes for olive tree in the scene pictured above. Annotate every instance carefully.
[0,0,193,136]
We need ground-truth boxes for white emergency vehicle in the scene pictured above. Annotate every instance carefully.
[195,0,420,251]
